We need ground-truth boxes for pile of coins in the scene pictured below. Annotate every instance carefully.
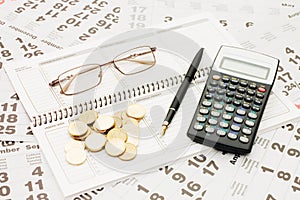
[65,104,146,165]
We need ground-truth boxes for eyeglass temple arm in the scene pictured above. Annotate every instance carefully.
[49,79,59,87]
[125,59,155,65]
[113,47,157,63]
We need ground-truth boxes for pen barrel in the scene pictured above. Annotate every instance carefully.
[164,109,176,123]
[185,48,204,81]
[185,64,198,82]
[164,78,190,123]
[174,78,190,104]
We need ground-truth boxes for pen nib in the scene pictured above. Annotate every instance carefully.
[160,125,168,136]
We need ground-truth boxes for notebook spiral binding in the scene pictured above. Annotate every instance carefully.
[32,66,211,127]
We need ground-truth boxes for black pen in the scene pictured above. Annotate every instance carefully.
[160,48,204,136]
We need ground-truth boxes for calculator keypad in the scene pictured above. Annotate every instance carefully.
[187,70,272,154]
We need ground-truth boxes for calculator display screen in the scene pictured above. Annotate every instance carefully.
[220,57,270,79]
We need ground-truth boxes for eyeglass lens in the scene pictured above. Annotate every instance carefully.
[58,64,101,95]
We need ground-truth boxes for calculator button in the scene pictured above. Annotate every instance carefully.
[236,109,246,116]
[196,115,206,123]
[219,82,227,89]
[225,98,232,104]
[213,103,223,110]
[208,118,218,125]
[239,136,249,144]
[248,112,257,119]
[211,110,221,117]
[210,81,218,87]
[228,84,236,91]
[254,99,262,105]
[199,108,209,115]
[217,88,226,95]
[205,93,213,99]
[219,121,229,128]
[222,76,230,83]
[226,91,235,97]
[214,95,223,102]
[230,78,239,85]
[242,128,252,135]
[240,80,248,87]
[231,124,241,132]
[194,124,204,131]
[222,114,232,120]
[216,129,227,136]
[256,93,264,99]
[251,106,260,112]
[237,87,246,93]
[205,126,215,134]
[207,86,216,93]
[225,105,235,113]
[242,103,251,109]
[249,83,257,89]
[244,96,253,103]
[233,100,241,106]
[233,117,243,124]
[258,87,266,93]
[235,93,243,100]
[245,120,255,127]
[228,132,238,140]
[202,101,212,107]
[247,89,255,96]
[212,75,221,80]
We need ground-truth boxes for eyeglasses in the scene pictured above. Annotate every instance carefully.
[49,46,157,95]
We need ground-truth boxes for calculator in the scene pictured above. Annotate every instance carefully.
[187,46,279,154]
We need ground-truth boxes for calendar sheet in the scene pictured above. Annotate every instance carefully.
[1,0,300,199]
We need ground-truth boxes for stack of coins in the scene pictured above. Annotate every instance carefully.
[68,120,91,141]
[64,104,146,165]
[64,140,87,165]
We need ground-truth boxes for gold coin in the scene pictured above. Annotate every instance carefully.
[65,147,87,165]
[78,110,98,125]
[64,139,85,152]
[126,104,146,119]
[68,120,88,137]
[72,127,91,141]
[113,116,122,128]
[105,138,126,157]
[122,123,140,146]
[93,115,115,133]
[85,132,106,152]
[119,143,137,161]
[121,111,139,126]
[107,128,128,142]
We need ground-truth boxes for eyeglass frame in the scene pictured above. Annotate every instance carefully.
[49,46,157,96]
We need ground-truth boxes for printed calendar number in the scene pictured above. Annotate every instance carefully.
[0,113,18,123]
[26,193,49,200]
[32,166,44,177]
[0,125,16,134]
[0,172,10,197]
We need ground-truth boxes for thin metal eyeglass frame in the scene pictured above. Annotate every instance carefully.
[49,46,157,95]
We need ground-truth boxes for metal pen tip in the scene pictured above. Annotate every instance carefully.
[160,125,168,136]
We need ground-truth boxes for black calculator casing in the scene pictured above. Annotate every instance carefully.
[187,46,279,154]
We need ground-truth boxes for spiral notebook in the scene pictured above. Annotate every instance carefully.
[5,14,297,197]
